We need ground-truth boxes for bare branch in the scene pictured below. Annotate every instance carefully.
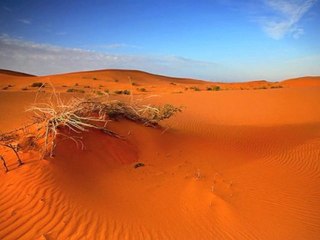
[0,155,9,173]
[0,143,24,166]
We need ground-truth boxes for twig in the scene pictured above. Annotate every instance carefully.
[1,144,24,166]
[0,155,8,173]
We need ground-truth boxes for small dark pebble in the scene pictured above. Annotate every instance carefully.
[134,162,145,169]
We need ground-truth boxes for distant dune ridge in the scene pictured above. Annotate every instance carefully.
[0,68,319,95]
[0,69,36,77]
[0,69,320,239]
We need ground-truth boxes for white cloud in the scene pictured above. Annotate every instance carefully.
[100,43,138,49]
[260,0,317,39]
[0,35,227,80]
[18,19,31,25]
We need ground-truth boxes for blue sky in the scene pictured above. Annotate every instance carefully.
[0,0,319,81]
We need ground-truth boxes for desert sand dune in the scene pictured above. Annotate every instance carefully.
[281,76,320,87]
[0,70,320,239]
[0,69,36,77]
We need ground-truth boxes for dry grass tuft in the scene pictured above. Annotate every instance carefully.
[102,101,181,126]
[31,82,45,88]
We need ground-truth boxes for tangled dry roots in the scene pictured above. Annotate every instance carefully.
[26,93,181,157]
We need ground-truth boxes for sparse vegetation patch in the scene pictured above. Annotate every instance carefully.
[137,88,147,92]
[254,86,268,90]
[31,82,45,88]
[67,88,85,93]
[95,90,104,96]
[2,84,14,90]
[190,86,200,91]
[114,90,130,95]
[271,85,283,89]
[207,86,220,91]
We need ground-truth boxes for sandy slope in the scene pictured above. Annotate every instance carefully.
[281,76,320,87]
[0,70,320,239]
[0,69,35,77]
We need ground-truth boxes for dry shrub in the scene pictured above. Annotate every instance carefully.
[31,82,45,88]
[27,95,105,157]
[101,101,181,126]
[25,91,181,157]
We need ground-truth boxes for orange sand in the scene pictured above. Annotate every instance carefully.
[0,70,320,239]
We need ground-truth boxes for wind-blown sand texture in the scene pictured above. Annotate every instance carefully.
[0,69,320,239]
